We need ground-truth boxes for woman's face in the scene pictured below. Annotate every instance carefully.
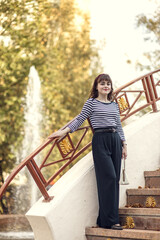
[96,80,112,96]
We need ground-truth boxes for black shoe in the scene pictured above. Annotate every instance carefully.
[111,224,123,230]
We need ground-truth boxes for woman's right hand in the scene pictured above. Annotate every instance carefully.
[48,127,71,139]
[48,130,65,139]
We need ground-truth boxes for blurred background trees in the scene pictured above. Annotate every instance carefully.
[0,0,102,212]
[1,0,160,213]
[136,4,160,71]
[133,2,160,116]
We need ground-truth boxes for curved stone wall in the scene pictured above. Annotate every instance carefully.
[26,111,160,240]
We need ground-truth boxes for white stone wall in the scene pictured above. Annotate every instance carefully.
[27,151,99,240]
[26,111,160,240]
[119,111,160,207]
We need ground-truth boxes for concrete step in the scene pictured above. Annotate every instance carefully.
[144,169,160,188]
[85,227,160,240]
[126,188,160,208]
[119,207,160,231]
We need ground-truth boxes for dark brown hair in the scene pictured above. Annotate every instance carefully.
[89,74,113,101]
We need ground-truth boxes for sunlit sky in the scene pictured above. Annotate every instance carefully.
[77,0,158,86]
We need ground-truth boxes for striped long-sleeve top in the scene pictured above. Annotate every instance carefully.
[67,98,126,141]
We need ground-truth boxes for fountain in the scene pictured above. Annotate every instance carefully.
[18,65,44,206]
[0,66,44,240]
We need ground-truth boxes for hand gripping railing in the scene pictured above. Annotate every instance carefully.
[0,69,160,202]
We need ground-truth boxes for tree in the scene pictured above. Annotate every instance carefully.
[136,4,160,70]
[0,0,101,212]
[39,0,102,133]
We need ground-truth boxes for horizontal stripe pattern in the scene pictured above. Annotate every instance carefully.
[68,98,126,141]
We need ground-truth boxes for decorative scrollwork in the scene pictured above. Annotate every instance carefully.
[145,196,156,208]
[59,137,73,156]
[117,95,129,112]
[125,216,135,229]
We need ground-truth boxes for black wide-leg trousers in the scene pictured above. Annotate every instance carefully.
[92,131,122,228]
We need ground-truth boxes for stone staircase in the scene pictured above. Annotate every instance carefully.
[85,169,160,240]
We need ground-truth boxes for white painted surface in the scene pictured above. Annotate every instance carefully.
[26,111,160,240]
[119,111,160,207]
[26,151,99,240]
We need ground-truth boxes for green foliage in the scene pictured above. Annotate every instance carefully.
[136,4,160,70]
[0,0,101,209]
[39,1,102,133]
[134,8,160,116]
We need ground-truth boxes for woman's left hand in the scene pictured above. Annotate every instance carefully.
[122,145,127,160]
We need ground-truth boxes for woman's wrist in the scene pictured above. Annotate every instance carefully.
[63,127,71,134]
[122,141,127,147]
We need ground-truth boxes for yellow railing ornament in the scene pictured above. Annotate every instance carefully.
[58,135,74,157]
[117,95,129,112]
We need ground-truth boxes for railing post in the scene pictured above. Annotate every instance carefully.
[150,74,158,99]
[27,161,54,202]
[142,78,150,103]
[145,76,158,112]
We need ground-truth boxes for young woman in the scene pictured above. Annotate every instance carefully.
[49,74,127,230]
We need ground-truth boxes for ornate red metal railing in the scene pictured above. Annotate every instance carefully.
[0,69,160,202]
[114,68,160,120]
